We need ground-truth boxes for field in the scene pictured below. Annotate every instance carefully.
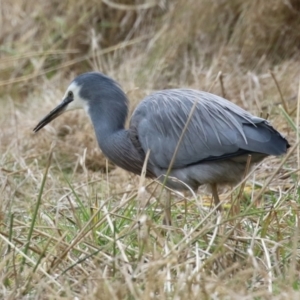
[0,0,300,299]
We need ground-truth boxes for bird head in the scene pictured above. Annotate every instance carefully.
[33,78,90,132]
[33,72,128,133]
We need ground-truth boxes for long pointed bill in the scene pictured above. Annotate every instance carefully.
[33,97,72,132]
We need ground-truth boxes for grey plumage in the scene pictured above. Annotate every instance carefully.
[33,72,290,214]
[130,88,288,190]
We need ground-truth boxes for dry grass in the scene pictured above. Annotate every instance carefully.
[0,0,300,299]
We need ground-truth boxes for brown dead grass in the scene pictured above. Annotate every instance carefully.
[0,0,300,299]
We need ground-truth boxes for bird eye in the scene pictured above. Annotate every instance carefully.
[68,91,73,98]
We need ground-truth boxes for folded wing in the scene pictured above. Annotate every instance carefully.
[130,89,289,169]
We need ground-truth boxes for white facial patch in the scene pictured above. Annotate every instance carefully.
[63,81,89,113]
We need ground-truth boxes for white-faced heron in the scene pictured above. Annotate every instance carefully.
[33,72,290,222]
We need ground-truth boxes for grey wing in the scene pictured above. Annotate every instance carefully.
[130,89,289,169]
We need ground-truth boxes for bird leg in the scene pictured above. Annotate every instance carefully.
[210,183,222,211]
[163,190,172,226]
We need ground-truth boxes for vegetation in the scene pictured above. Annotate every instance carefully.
[0,0,299,298]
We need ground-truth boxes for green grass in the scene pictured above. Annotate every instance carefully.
[1,161,299,299]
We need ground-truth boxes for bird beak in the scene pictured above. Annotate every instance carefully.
[33,96,73,132]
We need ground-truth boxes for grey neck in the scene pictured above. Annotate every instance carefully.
[87,92,147,176]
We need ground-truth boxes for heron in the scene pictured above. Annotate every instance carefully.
[33,72,290,224]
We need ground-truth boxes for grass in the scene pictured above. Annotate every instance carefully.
[0,0,300,298]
